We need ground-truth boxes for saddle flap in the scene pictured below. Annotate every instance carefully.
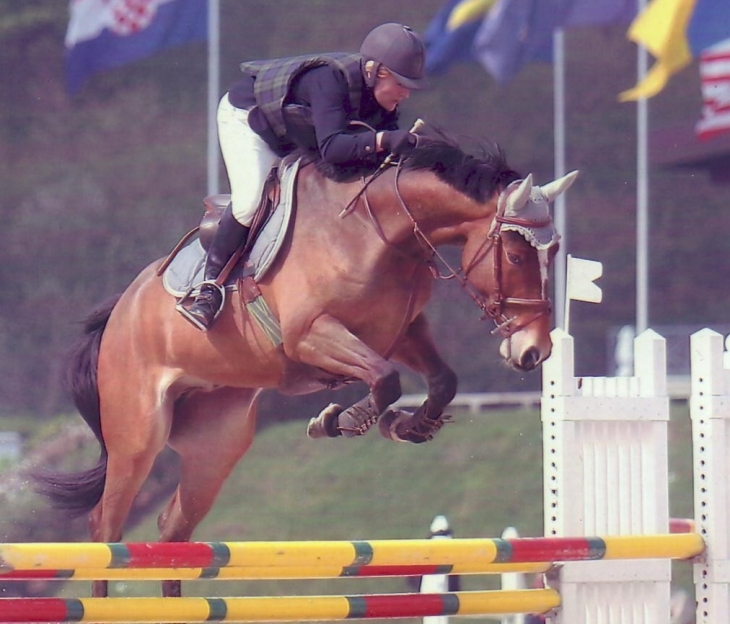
[161,158,300,297]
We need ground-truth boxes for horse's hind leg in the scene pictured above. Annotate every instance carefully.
[87,392,172,597]
[159,387,259,597]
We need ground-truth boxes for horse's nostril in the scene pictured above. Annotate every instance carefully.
[520,347,540,371]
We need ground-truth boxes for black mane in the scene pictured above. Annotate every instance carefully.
[402,139,521,203]
[301,126,521,202]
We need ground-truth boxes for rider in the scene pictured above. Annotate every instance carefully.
[180,22,429,331]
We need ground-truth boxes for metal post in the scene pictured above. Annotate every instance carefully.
[206,0,220,196]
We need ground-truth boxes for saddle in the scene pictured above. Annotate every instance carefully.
[159,157,301,344]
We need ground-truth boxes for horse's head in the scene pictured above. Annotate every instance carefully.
[461,170,578,371]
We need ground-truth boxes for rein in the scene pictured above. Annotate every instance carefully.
[346,160,552,338]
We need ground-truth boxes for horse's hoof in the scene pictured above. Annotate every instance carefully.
[307,403,343,439]
[379,409,453,444]
[378,409,410,442]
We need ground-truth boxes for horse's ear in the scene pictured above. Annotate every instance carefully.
[540,170,579,203]
[506,173,533,212]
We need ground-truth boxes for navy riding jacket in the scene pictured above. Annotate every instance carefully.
[227,60,399,163]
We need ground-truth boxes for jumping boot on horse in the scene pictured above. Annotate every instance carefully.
[178,206,250,331]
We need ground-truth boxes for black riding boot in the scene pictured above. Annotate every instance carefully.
[180,206,249,331]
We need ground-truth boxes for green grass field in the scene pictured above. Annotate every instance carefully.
[41,402,694,623]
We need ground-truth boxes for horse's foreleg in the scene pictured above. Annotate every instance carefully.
[379,313,458,443]
[160,387,259,597]
[292,314,401,438]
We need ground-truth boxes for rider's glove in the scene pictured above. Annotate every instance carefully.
[381,130,418,156]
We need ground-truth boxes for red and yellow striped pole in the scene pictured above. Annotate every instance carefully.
[0,560,551,582]
[0,534,704,573]
[0,589,561,623]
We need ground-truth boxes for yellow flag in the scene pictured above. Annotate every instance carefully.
[619,0,698,101]
[446,0,496,31]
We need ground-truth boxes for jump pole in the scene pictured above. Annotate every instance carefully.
[0,535,701,574]
[0,561,553,582]
[1,590,562,623]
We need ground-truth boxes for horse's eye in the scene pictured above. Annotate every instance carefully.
[507,253,523,266]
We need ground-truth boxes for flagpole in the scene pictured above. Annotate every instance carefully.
[636,0,648,333]
[553,29,567,329]
[207,0,220,196]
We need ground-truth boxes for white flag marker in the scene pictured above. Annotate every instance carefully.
[564,255,603,333]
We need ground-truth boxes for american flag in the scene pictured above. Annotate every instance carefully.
[696,38,730,141]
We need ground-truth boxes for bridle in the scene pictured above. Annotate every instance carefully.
[348,161,554,338]
[461,209,554,337]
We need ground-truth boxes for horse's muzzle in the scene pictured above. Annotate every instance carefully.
[500,335,551,372]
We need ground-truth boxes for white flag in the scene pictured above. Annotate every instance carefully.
[566,255,602,303]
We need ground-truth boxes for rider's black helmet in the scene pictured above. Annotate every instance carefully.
[360,23,429,90]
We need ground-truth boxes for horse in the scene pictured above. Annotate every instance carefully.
[35,136,577,598]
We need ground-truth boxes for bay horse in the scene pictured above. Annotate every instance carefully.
[36,136,577,598]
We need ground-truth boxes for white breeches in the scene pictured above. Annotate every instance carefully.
[217,94,281,226]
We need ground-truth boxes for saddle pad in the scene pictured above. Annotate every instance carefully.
[162,158,299,297]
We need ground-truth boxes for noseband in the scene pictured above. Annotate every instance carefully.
[351,162,553,338]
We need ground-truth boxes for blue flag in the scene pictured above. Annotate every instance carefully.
[687,0,730,55]
[424,0,496,75]
[65,0,207,94]
[474,0,636,84]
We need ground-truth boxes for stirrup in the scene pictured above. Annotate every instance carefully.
[175,280,226,331]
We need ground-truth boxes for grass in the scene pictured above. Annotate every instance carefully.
[44,402,695,624]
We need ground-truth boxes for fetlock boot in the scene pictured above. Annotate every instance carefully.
[179,205,250,331]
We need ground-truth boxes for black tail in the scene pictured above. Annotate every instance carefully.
[32,294,122,517]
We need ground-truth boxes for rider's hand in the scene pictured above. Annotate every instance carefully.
[381,130,418,156]
[412,121,458,149]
